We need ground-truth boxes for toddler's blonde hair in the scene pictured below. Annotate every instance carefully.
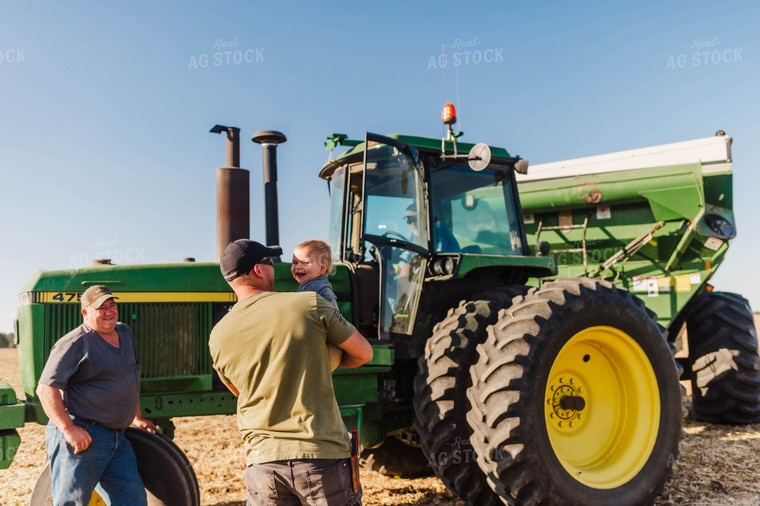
[296,239,334,276]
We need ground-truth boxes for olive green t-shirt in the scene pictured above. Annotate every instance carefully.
[209,291,356,465]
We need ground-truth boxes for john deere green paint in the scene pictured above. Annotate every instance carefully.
[517,132,760,425]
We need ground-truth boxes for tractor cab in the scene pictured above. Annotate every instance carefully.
[320,125,553,347]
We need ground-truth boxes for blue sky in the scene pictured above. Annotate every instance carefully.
[1,1,758,332]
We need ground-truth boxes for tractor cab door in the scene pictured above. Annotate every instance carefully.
[361,133,429,339]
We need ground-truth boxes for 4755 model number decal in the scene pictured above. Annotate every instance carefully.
[50,292,81,303]
[19,291,237,304]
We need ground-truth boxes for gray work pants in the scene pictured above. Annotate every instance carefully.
[245,458,361,506]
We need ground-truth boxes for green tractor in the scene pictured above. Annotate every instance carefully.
[517,131,760,426]
[319,122,682,505]
[1,114,685,506]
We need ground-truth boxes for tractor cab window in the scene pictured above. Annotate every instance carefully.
[362,146,428,251]
[361,134,428,338]
[328,165,347,262]
[429,163,524,255]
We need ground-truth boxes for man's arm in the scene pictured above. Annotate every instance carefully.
[133,400,157,433]
[36,384,92,454]
[224,383,240,397]
[337,329,373,368]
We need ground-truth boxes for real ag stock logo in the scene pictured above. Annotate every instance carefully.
[69,236,147,269]
[0,41,26,64]
[427,37,504,70]
[666,37,743,69]
[188,37,264,70]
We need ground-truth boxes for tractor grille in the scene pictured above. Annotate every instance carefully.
[43,302,234,379]
[44,304,82,359]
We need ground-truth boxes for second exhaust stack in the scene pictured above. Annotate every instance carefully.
[252,130,287,251]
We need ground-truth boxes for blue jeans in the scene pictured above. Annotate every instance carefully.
[46,417,147,506]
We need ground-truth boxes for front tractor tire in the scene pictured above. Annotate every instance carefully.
[683,291,760,424]
[466,278,682,506]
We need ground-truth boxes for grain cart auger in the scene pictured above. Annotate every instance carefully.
[517,131,760,425]
[319,105,682,505]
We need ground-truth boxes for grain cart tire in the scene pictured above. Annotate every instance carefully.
[413,288,525,505]
[466,278,682,506]
[359,435,431,477]
[683,291,760,424]
[31,429,199,506]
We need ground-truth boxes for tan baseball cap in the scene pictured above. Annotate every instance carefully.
[81,285,118,310]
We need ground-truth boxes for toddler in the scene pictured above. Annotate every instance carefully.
[291,239,338,309]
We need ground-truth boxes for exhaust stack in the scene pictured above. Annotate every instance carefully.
[252,130,287,251]
[211,124,250,261]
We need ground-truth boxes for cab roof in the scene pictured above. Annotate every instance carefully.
[319,134,513,180]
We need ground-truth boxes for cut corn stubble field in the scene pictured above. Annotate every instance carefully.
[2,317,759,505]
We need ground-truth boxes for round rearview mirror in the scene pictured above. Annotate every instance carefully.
[468,143,491,172]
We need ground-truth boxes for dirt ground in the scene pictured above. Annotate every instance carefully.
[2,338,760,506]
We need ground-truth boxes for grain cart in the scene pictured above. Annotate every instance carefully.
[1,114,683,506]
[517,132,760,425]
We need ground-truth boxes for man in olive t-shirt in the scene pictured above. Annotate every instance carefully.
[209,239,373,506]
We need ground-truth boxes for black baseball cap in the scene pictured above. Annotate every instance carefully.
[220,239,282,281]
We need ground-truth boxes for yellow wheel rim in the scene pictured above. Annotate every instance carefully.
[544,326,660,489]
[88,491,108,506]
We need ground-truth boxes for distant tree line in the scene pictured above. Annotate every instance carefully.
[0,332,16,348]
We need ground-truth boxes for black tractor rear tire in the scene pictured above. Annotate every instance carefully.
[30,428,199,506]
[683,291,760,424]
[413,288,524,505]
[466,278,682,506]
